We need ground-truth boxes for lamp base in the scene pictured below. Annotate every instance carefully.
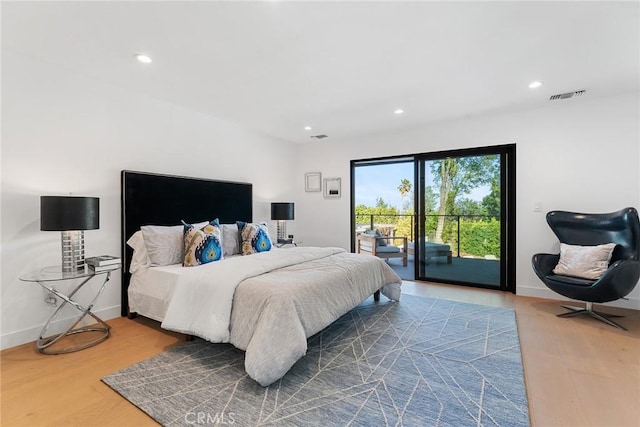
[61,230,85,272]
[276,221,287,242]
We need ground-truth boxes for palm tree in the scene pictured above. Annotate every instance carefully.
[397,179,412,202]
[396,178,414,240]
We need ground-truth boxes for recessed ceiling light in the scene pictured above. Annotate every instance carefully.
[304,126,312,131]
[394,109,404,115]
[528,81,542,89]
[135,54,152,64]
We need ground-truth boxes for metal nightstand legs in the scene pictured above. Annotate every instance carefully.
[36,272,113,354]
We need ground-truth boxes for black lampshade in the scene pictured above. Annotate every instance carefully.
[40,196,100,231]
[271,202,295,221]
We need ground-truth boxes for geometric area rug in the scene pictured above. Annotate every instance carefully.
[102,294,530,426]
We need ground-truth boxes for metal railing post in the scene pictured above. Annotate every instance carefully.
[457,215,461,258]
[410,217,414,242]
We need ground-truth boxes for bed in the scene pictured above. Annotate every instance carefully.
[121,170,402,386]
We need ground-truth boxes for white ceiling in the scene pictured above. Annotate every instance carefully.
[3,1,639,143]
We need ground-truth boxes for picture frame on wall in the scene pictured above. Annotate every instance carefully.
[323,178,341,198]
[305,172,322,192]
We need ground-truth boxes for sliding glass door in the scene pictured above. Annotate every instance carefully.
[351,144,515,292]
[352,157,415,280]
[415,145,515,291]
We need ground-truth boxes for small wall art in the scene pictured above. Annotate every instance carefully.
[305,172,322,192]
[323,178,341,198]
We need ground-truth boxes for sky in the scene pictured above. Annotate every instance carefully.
[354,161,490,210]
[354,162,414,209]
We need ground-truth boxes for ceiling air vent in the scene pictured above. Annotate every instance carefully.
[549,90,586,101]
[310,134,328,139]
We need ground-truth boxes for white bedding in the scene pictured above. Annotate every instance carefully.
[128,246,402,385]
[128,263,186,322]
[162,247,348,341]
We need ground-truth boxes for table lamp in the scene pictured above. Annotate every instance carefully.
[41,196,99,272]
[270,202,294,243]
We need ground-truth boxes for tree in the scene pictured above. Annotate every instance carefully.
[482,175,501,219]
[398,178,414,215]
[454,198,485,216]
[398,179,412,198]
[424,186,438,213]
[431,155,499,242]
[355,198,399,230]
[375,197,388,208]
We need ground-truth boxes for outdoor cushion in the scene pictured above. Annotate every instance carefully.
[372,245,401,253]
[408,241,452,252]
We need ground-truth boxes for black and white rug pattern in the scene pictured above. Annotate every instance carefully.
[103,295,529,426]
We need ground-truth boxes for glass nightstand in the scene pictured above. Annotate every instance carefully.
[20,265,120,354]
[275,238,300,248]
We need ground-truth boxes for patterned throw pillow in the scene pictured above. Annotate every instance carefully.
[183,219,223,267]
[236,221,272,255]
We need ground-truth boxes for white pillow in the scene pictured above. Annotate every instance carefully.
[141,221,209,266]
[221,223,240,256]
[552,243,617,280]
[126,231,150,273]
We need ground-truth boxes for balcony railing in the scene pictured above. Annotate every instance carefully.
[355,213,500,259]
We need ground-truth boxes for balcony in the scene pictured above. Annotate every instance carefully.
[356,213,501,287]
[386,255,500,287]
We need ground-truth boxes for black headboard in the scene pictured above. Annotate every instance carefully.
[121,170,253,316]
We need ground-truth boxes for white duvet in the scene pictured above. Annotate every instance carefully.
[160,246,402,385]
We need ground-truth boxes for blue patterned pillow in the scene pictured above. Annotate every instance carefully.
[236,221,272,255]
[183,219,223,267]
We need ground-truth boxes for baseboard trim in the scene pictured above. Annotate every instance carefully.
[517,286,640,310]
[0,305,121,351]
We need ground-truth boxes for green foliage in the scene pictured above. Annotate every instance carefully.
[482,175,501,219]
[397,185,432,213]
[356,167,501,258]
[356,206,500,258]
[354,200,400,228]
[431,155,499,203]
[459,217,501,258]
[424,186,437,213]
[430,154,500,242]
[435,217,500,258]
[395,209,414,238]
[355,197,416,239]
[375,197,388,208]
[453,198,485,216]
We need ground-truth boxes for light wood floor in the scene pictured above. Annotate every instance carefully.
[2,281,639,426]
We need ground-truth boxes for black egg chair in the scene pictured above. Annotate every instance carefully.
[531,207,640,330]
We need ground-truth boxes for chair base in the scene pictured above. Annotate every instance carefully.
[557,302,627,330]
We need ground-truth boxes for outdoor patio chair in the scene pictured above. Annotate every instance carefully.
[357,231,408,267]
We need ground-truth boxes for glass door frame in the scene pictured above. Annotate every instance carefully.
[350,144,516,293]
[350,155,416,262]
[414,144,516,292]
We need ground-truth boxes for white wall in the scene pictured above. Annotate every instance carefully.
[294,92,640,309]
[2,49,638,351]
[1,51,297,349]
